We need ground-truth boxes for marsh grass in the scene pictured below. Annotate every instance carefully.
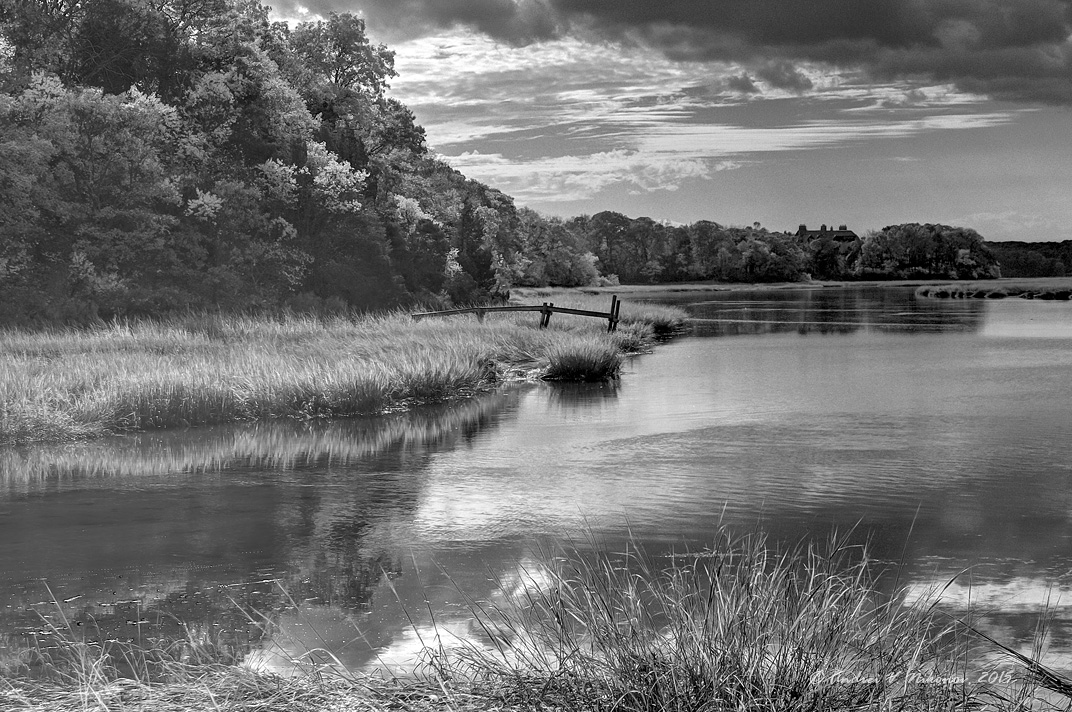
[542,336,623,381]
[3,531,1070,710]
[440,530,993,711]
[917,279,1072,300]
[0,301,687,446]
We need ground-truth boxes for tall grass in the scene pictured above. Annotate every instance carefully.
[447,530,992,711]
[0,302,687,446]
[4,531,1070,710]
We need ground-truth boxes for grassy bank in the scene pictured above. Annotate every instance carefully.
[0,299,686,446]
[2,531,1062,711]
[916,277,1072,300]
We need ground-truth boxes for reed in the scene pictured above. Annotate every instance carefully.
[448,531,992,711]
[2,532,1066,710]
[542,335,623,381]
[0,302,688,446]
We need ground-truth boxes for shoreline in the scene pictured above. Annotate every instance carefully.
[517,275,1072,298]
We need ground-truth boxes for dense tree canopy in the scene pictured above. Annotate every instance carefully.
[0,0,1012,325]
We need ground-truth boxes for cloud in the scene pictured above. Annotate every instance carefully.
[953,210,1064,237]
[632,113,1017,156]
[433,105,1016,203]
[756,61,814,93]
[282,0,1072,105]
[726,74,759,94]
[442,149,732,201]
[382,30,1024,206]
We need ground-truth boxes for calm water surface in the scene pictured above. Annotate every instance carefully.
[3,286,1072,673]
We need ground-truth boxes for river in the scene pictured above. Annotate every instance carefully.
[2,285,1071,675]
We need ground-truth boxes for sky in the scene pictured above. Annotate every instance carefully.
[278,0,1072,241]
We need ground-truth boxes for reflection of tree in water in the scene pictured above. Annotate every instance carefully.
[686,288,986,338]
[6,580,270,673]
[1,392,520,665]
[286,549,404,610]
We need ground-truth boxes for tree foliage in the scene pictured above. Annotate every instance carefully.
[0,0,530,323]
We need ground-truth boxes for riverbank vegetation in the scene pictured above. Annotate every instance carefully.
[2,531,1065,711]
[0,300,686,446]
[987,241,1072,278]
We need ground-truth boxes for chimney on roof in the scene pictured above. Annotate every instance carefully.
[820,224,827,232]
[838,224,847,231]
[798,224,807,233]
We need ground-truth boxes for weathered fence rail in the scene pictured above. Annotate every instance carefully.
[412,295,622,332]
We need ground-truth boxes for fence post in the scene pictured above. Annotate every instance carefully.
[540,302,553,329]
[475,308,486,323]
[607,295,618,332]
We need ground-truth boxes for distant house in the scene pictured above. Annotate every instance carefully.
[796,224,858,241]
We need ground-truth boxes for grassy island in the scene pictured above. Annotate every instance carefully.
[916,277,1072,300]
[0,294,686,447]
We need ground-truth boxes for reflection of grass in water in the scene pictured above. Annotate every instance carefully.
[0,304,686,447]
[0,393,511,488]
[4,530,1072,710]
[917,279,1072,300]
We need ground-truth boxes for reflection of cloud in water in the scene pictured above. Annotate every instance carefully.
[0,391,527,669]
[904,574,1072,676]
[905,577,1072,612]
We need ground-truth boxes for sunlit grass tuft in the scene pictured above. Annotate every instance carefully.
[542,336,623,381]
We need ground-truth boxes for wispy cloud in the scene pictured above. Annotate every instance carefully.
[634,112,1016,157]
[388,31,1020,204]
[386,29,1025,205]
[444,150,740,202]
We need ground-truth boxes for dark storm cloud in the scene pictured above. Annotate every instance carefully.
[756,61,814,92]
[726,74,760,94]
[285,0,1072,104]
[343,0,562,44]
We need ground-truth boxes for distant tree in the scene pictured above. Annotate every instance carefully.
[855,223,999,279]
[989,242,1070,278]
[516,208,598,287]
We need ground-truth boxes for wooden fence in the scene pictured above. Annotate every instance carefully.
[412,295,622,332]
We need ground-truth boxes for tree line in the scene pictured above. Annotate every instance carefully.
[986,241,1072,278]
[0,0,1002,325]
[558,216,999,285]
